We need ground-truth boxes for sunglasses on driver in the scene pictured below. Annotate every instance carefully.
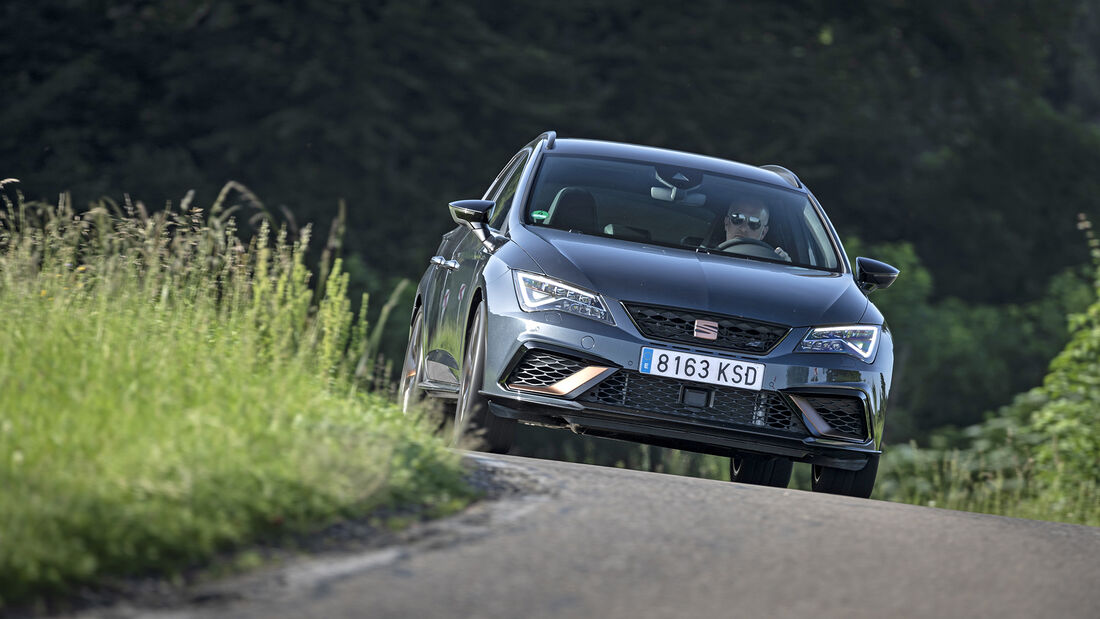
[725,213,763,230]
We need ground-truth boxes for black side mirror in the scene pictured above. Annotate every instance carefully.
[855,256,899,294]
[449,199,494,226]
[448,199,504,252]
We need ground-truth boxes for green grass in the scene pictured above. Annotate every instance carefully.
[875,441,1099,526]
[0,190,473,608]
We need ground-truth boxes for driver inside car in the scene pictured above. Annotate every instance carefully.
[723,197,791,262]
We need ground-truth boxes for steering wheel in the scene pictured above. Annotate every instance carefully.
[718,237,774,251]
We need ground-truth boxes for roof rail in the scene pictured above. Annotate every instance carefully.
[759,164,802,188]
[535,130,556,149]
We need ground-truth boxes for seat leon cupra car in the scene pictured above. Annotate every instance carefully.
[400,131,899,497]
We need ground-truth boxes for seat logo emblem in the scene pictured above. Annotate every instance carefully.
[694,319,719,340]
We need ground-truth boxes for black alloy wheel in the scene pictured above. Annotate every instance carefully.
[811,454,879,498]
[398,310,425,414]
[453,302,515,453]
[729,452,793,487]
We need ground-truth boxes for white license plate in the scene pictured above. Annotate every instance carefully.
[638,347,765,391]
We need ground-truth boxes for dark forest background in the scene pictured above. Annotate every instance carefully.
[4,0,1100,444]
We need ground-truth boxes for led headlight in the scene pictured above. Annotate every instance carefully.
[797,325,880,361]
[513,271,614,325]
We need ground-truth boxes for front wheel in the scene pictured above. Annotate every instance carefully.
[729,452,793,487]
[452,302,515,453]
[811,454,879,498]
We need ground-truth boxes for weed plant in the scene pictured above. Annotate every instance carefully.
[0,186,472,608]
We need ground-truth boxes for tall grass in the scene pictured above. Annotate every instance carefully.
[0,187,472,608]
[874,440,1099,525]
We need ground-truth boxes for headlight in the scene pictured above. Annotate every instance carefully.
[797,325,879,361]
[513,271,614,325]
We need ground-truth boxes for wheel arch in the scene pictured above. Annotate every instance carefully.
[463,285,486,349]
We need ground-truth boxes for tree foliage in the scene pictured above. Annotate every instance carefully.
[4,0,1100,442]
[3,0,1098,300]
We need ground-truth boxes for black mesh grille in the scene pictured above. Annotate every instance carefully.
[624,303,789,354]
[805,395,867,440]
[507,351,586,387]
[578,371,806,435]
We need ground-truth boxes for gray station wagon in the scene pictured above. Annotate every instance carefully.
[400,132,899,497]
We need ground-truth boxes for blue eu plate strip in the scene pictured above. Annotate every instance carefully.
[640,348,653,373]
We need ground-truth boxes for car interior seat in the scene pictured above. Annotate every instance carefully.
[546,187,597,233]
[603,224,651,241]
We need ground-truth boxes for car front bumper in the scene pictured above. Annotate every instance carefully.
[480,270,893,468]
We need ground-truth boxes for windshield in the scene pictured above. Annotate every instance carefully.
[522,154,841,271]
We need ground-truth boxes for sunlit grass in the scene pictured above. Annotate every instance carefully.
[875,442,1099,526]
[0,188,473,608]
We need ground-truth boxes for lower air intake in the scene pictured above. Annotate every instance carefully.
[803,395,867,440]
[506,351,586,388]
[578,371,806,435]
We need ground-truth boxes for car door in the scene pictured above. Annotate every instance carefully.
[422,150,528,386]
[417,227,466,385]
[436,149,531,383]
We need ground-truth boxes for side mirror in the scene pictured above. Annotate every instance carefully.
[448,199,505,252]
[449,199,494,226]
[855,256,899,294]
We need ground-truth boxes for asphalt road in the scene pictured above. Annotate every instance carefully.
[81,452,1100,619]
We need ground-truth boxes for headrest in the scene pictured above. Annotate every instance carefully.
[547,187,597,233]
[604,224,651,242]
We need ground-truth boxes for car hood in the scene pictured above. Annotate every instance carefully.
[516,227,869,327]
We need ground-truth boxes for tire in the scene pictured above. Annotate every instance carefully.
[398,309,426,414]
[811,454,879,498]
[453,301,515,453]
[729,452,793,487]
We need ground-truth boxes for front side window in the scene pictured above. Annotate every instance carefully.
[523,154,840,271]
[488,151,529,229]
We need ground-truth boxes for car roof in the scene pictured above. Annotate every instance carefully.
[548,138,803,191]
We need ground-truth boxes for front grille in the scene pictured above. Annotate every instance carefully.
[506,351,586,387]
[804,395,867,440]
[578,371,806,435]
[624,303,789,354]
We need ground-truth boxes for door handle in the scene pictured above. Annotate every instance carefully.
[442,260,459,270]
